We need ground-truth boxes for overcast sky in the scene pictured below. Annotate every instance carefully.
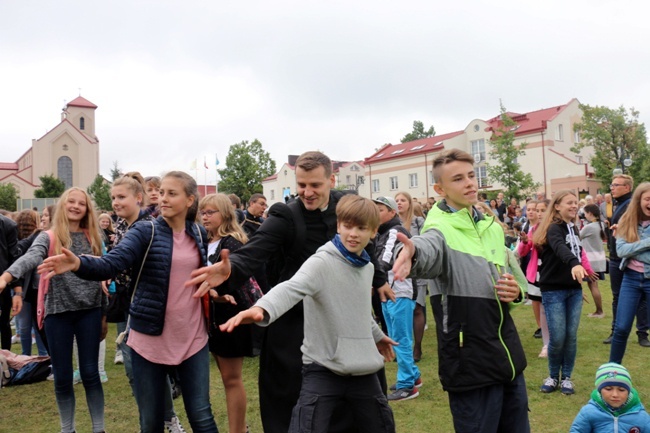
[1,0,649,185]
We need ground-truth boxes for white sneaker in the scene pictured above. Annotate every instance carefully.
[165,416,187,433]
[73,370,81,385]
[114,350,124,365]
[100,371,108,383]
[11,335,20,344]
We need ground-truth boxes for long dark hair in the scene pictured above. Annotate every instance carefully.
[583,204,607,242]
[163,171,199,222]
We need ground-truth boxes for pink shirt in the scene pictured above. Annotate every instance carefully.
[627,221,650,273]
[128,230,208,365]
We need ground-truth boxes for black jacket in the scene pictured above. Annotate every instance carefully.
[0,214,19,275]
[608,191,633,260]
[539,222,582,292]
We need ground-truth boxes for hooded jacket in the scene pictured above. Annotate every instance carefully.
[75,217,208,336]
[570,388,650,432]
[407,200,527,392]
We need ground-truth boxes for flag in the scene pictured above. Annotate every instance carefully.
[204,157,208,169]
[215,154,220,166]
[190,159,197,170]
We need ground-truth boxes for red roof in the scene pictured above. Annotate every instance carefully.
[365,130,464,164]
[0,162,18,170]
[67,96,97,109]
[485,102,570,137]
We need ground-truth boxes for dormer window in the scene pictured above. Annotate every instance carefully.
[80,117,85,130]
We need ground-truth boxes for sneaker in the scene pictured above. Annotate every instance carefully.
[46,373,55,381]
[603,333,613,344]
[11,335,20,344]
[387,387,419,401]
[165,416,187,433]
[114,350,124,365]
[538,346,548,358]
[533,328,542,339]
[639,336,650,347]
[390,376,423,391]
[588,312,605,318]
[540,377,558,393]
[560,378,575,395]
[73,370,81,385]
[100,371,108,383]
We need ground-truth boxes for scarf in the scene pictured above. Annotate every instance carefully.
[332,234,371,267]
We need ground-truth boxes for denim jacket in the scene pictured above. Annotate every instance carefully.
[616,222,650,278]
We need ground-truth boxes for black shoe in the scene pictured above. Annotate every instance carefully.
[533,328,542,339]
[603,333,613,344]
[639,336,650,347]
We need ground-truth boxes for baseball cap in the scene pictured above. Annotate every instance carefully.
[372,196,398,212]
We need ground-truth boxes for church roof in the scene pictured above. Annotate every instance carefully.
[67,96,97,109]
[0,162,18,170]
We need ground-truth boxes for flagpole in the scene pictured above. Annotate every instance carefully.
[215,153,220,193]
[204,156,207,196]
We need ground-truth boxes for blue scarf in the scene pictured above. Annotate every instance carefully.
[332,234,371,267]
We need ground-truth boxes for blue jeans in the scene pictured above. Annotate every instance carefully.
[44,307,105,433]
[542,290,582,379]
[610,270,650,363]
[382,298,420,389]
[18,300,48,356]
[132,343,218,433]
[121,324,177,420]
[609,258,648,336]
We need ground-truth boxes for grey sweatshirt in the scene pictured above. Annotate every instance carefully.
[256,241,386,376]
[7,231,103,315]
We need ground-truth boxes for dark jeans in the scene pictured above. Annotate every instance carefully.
[0,289,12,349]
[610,258,648,336]
[44,307,105,433]
[289,363,395,433]
[542,289,582,379]
[610,269,650,363]
[131,343,217,433]
[448,373,530,433]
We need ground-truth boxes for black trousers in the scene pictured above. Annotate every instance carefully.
[259,303,388,433]
[289,363,395,433]
[0,289,12,350]
[448,373,530,433]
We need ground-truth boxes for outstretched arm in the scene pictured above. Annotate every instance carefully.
[219,306,266,333]
[392,232,415,281]
[37,248,81,280]
[187,250,232,298]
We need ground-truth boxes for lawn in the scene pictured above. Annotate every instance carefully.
[4,279,650,432]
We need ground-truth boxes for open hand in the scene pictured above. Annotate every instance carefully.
[38,248,80,280]
[219,306,265,333]
[391,233,415,281]
[187,250,231,298]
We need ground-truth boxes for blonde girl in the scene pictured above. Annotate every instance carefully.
[0,187,106,433]
[200,193,252,433]
[534,190,587,395]
[610,182,650,363]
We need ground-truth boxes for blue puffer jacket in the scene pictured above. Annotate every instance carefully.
[75,217,208,336]
[570,389,650,432]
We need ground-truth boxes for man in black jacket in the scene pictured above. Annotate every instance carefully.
[241,193,267,237]
[190,151,392,433]
[603,174,650,346]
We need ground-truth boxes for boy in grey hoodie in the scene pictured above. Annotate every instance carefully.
[221,195,397,433]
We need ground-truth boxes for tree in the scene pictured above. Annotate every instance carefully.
[218,139,277,202]
[34,174,66,198]
[572,104,650,186]
[88,174,113,211]
[110,161,123,181]
[0,183,19,211]
[401,120,435,143]
[486,103,540,200]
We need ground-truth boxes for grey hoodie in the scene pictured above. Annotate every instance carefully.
[256,241,386,376]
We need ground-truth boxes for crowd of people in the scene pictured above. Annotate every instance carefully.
[1,149,650,432]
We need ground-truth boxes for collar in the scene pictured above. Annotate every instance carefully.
[332,234,371,267]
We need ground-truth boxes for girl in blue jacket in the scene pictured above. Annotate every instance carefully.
[610,182,650,363]
[39,171,218,433]
[571,362,650,432]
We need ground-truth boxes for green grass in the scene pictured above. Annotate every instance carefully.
[5,279,650,432]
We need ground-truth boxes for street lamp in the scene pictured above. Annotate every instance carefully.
[613,147,633,175]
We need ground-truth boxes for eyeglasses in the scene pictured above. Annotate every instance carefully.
[610,183,625,188]
[199,210,219,217]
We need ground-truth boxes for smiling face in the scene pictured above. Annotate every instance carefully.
[40,208,50,229]
[336,221,376,256]
[112,184,142,222]
[600,386,629,408]
[296,165,335,211]
[159,177,194,223]
[640,190,650,220]
[434,160,478,210]
[554,193,579,223]
[64,190,88,224]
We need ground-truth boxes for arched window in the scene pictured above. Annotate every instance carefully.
[58,156,73,189]
[79,117,85,130]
